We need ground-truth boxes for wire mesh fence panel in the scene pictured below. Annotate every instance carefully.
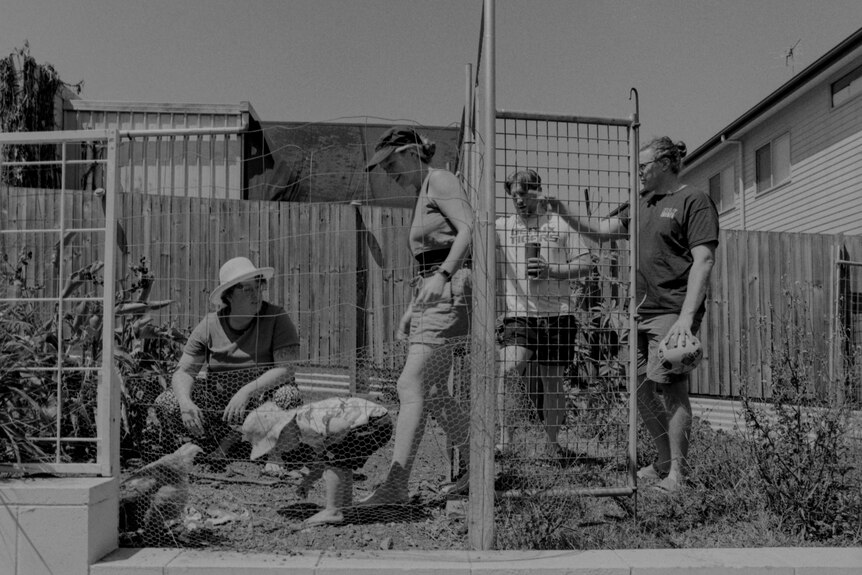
[490,113,635,510]
[0,132,117,476]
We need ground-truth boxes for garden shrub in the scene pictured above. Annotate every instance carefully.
[741,285,862,541]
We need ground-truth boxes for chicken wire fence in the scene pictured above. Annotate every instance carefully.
[0,117,637,551]
[109,161,480,548]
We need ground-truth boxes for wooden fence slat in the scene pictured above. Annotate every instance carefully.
[299,203,314,359]
[3,186,858,402]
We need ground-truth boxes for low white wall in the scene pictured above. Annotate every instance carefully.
[0,476,118,575]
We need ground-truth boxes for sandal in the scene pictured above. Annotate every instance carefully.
[637,464,664,482]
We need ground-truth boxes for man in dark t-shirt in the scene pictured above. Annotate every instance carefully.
[549,136,719,494]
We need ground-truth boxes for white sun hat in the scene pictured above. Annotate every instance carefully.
[209,256,275,306]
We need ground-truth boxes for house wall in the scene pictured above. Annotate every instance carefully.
[682,144,742,227]
[683,57,862,236]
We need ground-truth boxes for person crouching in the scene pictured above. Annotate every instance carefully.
[242,397,392,526]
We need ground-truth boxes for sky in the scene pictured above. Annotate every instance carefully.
[1,0,862,151]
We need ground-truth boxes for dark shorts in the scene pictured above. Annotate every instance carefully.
[496,315,579,365]
[637,313,702,385]
[283,414,394,471]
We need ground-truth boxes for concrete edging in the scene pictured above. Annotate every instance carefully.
[91,546,862,574]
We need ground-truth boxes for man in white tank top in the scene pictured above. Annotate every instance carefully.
[495,169,593,463]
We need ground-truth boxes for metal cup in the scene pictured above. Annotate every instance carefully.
[525,241,541,278]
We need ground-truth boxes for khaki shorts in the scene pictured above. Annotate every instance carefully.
[409,267,472,346]
[637,314,701,385]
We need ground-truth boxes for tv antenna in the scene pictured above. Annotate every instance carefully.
[783,39,802,75]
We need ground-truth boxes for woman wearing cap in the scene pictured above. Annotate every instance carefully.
[361,126,473,504]
[154,256,302,468]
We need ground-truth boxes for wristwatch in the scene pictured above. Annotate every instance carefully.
[435,268,452,281]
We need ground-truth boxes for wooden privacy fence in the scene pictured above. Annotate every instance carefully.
[2,186,861,401]
[694,229,862,401]
[116,194,418,372]
[0,187,415,373]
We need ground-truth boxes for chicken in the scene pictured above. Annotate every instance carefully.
[119,443,202,539]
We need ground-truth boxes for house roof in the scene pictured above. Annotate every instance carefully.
[684,26,862,167]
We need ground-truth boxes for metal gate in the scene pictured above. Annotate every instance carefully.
[490,108,639,500]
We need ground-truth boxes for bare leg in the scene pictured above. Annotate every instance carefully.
[305,467,351,525]
[359,344,436,504]
[636,375,672,475]
[538,363,567,450]
[657,378,691,491]
[496,345,531,450]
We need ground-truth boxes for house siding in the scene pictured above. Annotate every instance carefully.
[682,145,742,227]
[683,54,862,236]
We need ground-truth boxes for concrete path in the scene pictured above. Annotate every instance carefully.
[92,546,862,574]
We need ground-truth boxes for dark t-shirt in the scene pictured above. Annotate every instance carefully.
[620,186,719,317]
[184,301,299,374]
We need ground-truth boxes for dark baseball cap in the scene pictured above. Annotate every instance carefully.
[365,126,425,171]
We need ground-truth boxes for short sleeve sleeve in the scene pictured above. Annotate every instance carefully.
[686,193,720,249]
[272,309,300,353]
[182,317,211,359]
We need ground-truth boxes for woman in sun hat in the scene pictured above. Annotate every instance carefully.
[154,256,302,469]
[360,126,473,504]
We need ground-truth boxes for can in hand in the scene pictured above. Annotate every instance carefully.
[525,241,541,278]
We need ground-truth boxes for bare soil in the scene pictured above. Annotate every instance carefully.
[120,406,626,553]
[122,420,472,553]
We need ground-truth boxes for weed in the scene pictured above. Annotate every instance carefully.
[741,285,862,541]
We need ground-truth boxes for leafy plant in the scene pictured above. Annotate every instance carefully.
[574,248,627,385]
[496,488,589,549]
[0,251,186,467]
[111,257,188,463]
[0,251,97,463]
[564,248,630,440]
[741,284,862,541]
